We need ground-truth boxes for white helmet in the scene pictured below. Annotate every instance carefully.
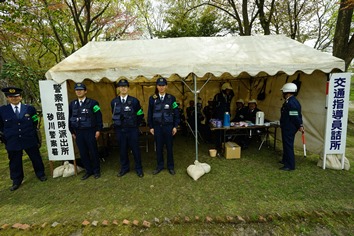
[221,82,232,90]
[248,99,257,105]
[236,99,244,104]
[281,83,297,93]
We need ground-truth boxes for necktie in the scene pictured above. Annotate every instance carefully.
[15,106,20,119]
[122,98,125,104]
[79,101,83,106]
[161,96,164,101]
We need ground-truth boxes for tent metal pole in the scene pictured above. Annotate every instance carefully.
[181,75,212,161]
[193,75,199,161]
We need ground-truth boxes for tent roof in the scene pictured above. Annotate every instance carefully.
[45,35,345,83]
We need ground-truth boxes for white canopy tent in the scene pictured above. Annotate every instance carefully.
[45,35,345,155]
[46,35,343,82]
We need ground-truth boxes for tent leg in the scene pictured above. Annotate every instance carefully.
[180,74,212,161]
[74,159,77,175]
[50,161,54,177]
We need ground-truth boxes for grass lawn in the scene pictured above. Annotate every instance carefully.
[0,114,353,235]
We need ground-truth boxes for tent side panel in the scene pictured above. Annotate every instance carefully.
[257,72,327,154]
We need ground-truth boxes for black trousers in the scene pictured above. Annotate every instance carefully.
[75,129,101,175]
[8,146,45,185]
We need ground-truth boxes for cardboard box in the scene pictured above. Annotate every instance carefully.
[224,142,241,159]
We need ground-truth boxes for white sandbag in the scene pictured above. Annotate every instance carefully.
[341,156,351,171]
[62,161,76,177]
[317,154,350,170]
[187,164,205,181]
[197,161,211,173]
[76,165,85,173]
[53,165,65,178]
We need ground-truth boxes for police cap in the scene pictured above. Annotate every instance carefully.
[156,77,167,86]
[1,87,23,97]
[117,79,129,87]
[74,83,86,90]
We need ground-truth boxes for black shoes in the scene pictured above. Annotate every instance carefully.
[94,173,101,179]
[153,168,175,175]
[11,175,46,191]
[152,169,163,175]
[81,173,92,180]
[39,176,47,182]
[10,184,20,191]
[117,170,143,178]
[81,173,100,180]
[137,172,144,178]
[278,161,284,164]
[279,166,294,171]
[117,170,129,177]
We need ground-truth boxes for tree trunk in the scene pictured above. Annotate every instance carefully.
[256,0,276,35]
[242,0,252,35]
[333,0,354,71]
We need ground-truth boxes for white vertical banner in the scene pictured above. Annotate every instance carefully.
[39,80,75,161]
[323,73,351,169]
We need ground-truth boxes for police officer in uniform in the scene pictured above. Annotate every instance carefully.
[0,87,47,191]
[111,79,144,178]
[212,82,234,153]
[243,99,261,124]
[213,82,234,121]
[148,77,180,175]
[203,98,215,123]
[237,99,262,149]
[280,83,304,171]
[69,83,103,180]
[231,99,246,122]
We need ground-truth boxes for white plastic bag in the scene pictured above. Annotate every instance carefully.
[53,165,65,178]
[187,164,205,181]
[199,161,211,173]
[62,161,76,177]
[317,154,350,170]
[187,160,211,181]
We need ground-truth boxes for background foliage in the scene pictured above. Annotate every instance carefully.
[0,0,353,96]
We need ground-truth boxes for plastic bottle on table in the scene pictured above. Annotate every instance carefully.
[223,112,230,128]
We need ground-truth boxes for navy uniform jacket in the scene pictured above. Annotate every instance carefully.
[213,91,234,120]
[232,107,247,122]
[280,96,303,131]
[0,104,40,151]
[147,94,180,129]
[243,107,261,124]
[69,98,103,133]
[203,105,214,122]
[111,95,144,128]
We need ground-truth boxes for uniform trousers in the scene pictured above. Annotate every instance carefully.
[75,128,100,175]
[8,145,45,185]
[281,128,297,170]
[154,124,174,170]
[115,127,142,173]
